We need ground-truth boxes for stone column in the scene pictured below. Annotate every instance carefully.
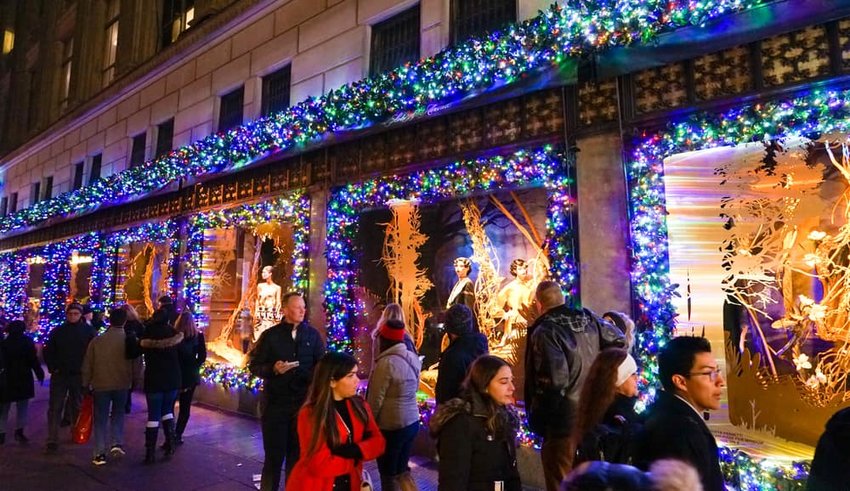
[575,132,632,314]
[307,188,329,336]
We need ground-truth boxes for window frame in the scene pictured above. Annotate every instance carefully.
[450,0,517,45]
[129,132,147,168]
[102,0,120,87]
[369,5,421,77]
[261,65,291,117]
[218,86,245,133]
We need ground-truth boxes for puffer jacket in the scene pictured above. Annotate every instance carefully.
[430,393,521,491]
[367,343,422,430]
[524,305,624,437]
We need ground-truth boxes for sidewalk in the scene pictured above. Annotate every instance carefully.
[1,379,441,491]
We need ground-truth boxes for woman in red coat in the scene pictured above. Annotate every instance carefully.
[287,351,385,491]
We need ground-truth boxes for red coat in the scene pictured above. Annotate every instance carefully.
[287,398,386,491]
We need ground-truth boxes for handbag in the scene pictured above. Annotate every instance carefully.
[73,393,94,444]
[360,468,374,491]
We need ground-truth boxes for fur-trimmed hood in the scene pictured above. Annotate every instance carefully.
[429,392,518,438]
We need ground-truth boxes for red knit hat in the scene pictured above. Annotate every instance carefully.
[379,319,406,342]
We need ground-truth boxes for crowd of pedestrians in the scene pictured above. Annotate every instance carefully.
[0,283,847,491]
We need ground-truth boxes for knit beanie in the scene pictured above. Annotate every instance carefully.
[379,319,406,342]
[445,304,474,336]
[616,354,638,387]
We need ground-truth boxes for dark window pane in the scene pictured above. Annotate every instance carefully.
[90,154,102,183]
[262,65,291,117]
[219,86,244,133]
[156,118,174,158]
[370,6,420,76]
[73,161,84,190]
[0,197,7,216]
[451,0,516,44]
[30,182,40,206]
[130,132,146,168]
[160,0,195,49]
[9,193,17,213]
[43,176,53,200]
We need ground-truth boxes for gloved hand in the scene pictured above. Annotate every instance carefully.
[330,443,363,460]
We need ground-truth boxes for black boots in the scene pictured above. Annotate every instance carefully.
[13,428,28,443]
[161,419,177,458]
[144,427,158,464]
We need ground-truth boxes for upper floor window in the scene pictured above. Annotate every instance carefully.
[8,192,17,214]
[43,176,53,201]
[370,5,420,77]
[72,161,85,190]
[218,86,244,133]
[155,119,174,159]
[161,0,195,48]
[450,0,516,45]
[89,153,102,183]
[261,65,291,117]
[130,132,147,168]
[30,182,41,206]
[102,0,120,87]
[0,196,7,216]
[59,37,74,112]
[2,29,13,55]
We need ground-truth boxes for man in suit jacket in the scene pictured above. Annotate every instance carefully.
[636,336,726,491]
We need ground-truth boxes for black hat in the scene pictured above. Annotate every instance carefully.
[445,304,474,336]
[66,302,84,314]
[82,304,93,315]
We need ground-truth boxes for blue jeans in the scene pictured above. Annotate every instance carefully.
[0,399,30,434]
[47,373,82,444]
[376,422,420,478]
[145,390,178,426]
[93,390,128,456]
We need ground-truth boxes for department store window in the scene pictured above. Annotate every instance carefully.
[130,132,147,168]
[156,119,174,158]
[59,38,74,112]
[102,0,120,87]
[370,5,420,76]
[72,161,84,190]
[450,0,516,44]
[161,0,195,48]
[218,86,244,133]
[261,65,291,117]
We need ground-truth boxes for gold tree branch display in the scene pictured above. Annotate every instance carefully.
[460,200,503,338]
[217,235,262,346]
[381,200,433,348]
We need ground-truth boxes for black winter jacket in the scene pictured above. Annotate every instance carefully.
[524,305,624,437]
[562,461,652,491]
[635,391,724,491]
[807,407,850,491]
[248,321,325,409]
[43,320,95,375]
[0,332,44,402]
[177,332,207,389]
[140,321,183,393]
[430,394,521,491]
[435,332,488,404]
[575,394,644,465]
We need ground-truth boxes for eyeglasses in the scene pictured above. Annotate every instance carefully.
[687,368,723,382]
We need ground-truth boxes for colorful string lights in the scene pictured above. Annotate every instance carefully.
[324,145,576,352]
[0,0,765,236]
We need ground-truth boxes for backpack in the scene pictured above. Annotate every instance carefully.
[575,420,640,465]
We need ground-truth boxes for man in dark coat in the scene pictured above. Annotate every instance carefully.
[524,281,625,491]
[43,302,95,453]
[635,336,725,491]
[807,407,850,490]
[0,320,45,444]
[248,292,325,491]
[435,304,488,404]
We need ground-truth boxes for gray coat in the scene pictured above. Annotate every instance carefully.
[367,343,422,430]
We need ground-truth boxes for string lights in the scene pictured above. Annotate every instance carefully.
[0,0,765,236]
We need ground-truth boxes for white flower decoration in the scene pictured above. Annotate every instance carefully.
[809,304,827,322]
[816,367,827,385]
[793,353,812,371]
[798,295,814,307]
[803,253,822,268]
[808,230,827,241]
[805,376,820,390]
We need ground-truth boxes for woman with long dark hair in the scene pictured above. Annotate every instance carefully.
[0,320,45,444]
[174,306,205,444]
[572,347,641,465]
[430,355,520,491]
[287,351,385,491]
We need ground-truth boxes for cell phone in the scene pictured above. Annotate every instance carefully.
[288,361,300,367]
[494,481,504,491]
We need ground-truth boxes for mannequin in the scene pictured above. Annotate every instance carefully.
[254,265,282,340]
[446,257,475,309]
[496,259,534,346]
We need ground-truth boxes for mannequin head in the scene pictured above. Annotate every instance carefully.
[261,265,274,281]
[453,257,472,279]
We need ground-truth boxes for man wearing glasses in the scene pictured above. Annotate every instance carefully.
[636,336,726,491]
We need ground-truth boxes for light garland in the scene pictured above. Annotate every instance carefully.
[200,361,263,392]
[0,0,766,236]
[324,145,576,352]
[627,87,850,489]
[184,194,310,333]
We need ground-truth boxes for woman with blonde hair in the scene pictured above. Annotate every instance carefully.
[370,303,416,369]
[173,306,205,445]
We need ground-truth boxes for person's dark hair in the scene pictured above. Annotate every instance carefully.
[658,336,712,392]
[509,259,527,277]
[6,320,25,335]
[453,257,472,275]
[282,292,302,305]
[66,302,84,314]
[109,308,127,327]
[445,303,474,336]
[175,307,198,339]
[461,355,512,435]
[304,351,368,456]
[572,348,629,449]
[158,295,173,305]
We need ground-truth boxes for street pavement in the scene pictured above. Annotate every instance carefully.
[0,380,442,491]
